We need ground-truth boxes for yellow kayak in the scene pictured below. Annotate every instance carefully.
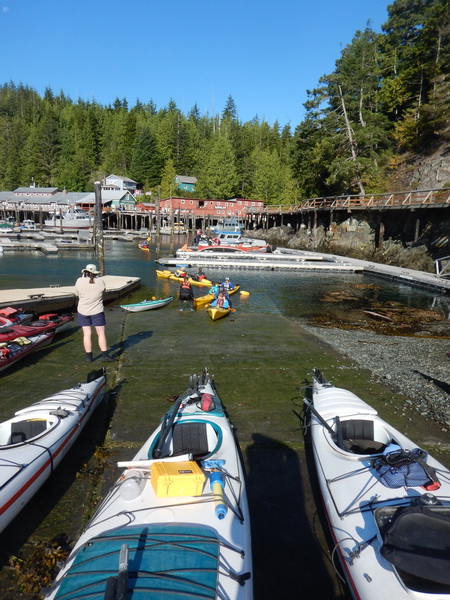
[207,307,231,321]
[168,274,213,288]
[194,285,240,309]
[156,270,173,279]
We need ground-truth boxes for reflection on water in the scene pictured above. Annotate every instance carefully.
[0,241,447,321]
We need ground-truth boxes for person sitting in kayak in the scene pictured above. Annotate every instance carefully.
[208,283,220,297]
[179,276,195,311]
[221,277,235,291]
[195,267,206,281]
[211,292,229,309]
[218,285,232,308]
[176,268,187,278]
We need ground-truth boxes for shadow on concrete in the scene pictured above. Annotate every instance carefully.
[297,381,350,600]
[109,330,153,358]
[0,378,123,564]
[245,429,343,599]
[413,369,450,396]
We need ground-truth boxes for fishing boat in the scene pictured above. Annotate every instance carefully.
[44,207,92,230]
[45,368,253,600]
[0,368,106,532]
[207,306,232,321]
[120,296,173,312]
[304,368,450,600]
[0,330,55,373]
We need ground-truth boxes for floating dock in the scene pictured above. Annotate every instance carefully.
[0,275,141,312]
[158,247,450,296]
[157,249,363,272]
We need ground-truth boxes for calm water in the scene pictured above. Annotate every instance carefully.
[0,240,447,320]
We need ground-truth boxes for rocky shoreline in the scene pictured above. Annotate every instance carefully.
[299,321,450,429]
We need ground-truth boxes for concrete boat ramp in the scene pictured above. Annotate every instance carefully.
[0,275,141,312]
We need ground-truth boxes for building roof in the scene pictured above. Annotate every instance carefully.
[14,186,60,194]
[176,175,198,184]
[105,174,137,184]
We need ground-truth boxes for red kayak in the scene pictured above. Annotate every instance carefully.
[0,330,55,373]
[0,314,74,343]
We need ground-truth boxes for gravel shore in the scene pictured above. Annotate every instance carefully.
[299,322,450,428]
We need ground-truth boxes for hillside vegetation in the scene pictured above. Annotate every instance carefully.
[0,0,448,201]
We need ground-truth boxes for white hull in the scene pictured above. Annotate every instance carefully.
[46,369,253,600]
[305,369,450,600]
[44,219,91,230]
[44,208,92,230]
[0,369,106,532]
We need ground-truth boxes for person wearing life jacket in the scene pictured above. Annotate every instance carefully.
[218,285,232,308]
[179,276,195,311]
[211,292,229,309]
[208,284,219,297]
[221,277,235,291]
[195,267,206,281]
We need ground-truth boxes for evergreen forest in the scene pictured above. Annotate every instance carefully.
[0,0,448,203]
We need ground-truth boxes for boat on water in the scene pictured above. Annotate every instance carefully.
[156,269,214,288]
[0,368,106,533]
[44,207,92,230]
[304,368,450,600]
[194,285,241,309]
[0,330,55,373]
[45,368,253,600]
[120,296,173,312]
[177,232,269,256]
[159,222,188,235]
[207,306,232,321]
[212,218,244,234]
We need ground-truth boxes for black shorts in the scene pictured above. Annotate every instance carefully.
[77,312,106,326]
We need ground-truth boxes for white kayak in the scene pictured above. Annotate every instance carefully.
[120,296,173,312]
[0,368,106,533]
[304,368,450,600]
[46,368,253,600]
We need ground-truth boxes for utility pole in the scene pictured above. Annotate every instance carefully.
[94,181,105,275]
[156,187,161,259]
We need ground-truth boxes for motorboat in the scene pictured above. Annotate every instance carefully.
[44,207,92,230]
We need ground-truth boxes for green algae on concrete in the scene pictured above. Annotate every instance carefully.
[1,299,450,600]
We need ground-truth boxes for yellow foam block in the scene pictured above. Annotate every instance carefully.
[151,460,206,498]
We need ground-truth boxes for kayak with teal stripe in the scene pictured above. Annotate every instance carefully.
[46,368,253,600]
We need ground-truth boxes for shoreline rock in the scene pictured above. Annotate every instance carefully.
[298,321,450,428]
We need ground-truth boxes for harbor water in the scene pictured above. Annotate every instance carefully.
[0,240,449,600]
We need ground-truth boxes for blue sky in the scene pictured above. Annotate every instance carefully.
[1,0,391,127]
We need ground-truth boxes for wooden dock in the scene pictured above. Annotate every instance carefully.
[0,275,141,312]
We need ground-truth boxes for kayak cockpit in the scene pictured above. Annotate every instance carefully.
[0,417,52,446]
[333,416,391,455]
[375,504,450,593]
[149,420,222,460]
